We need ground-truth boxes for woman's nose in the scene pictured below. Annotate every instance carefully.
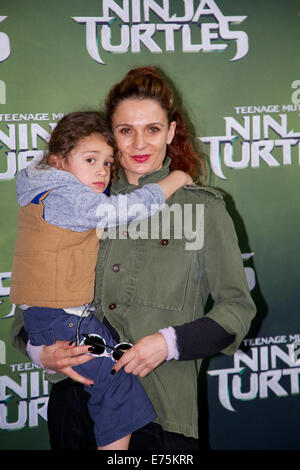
[133,131,146,149]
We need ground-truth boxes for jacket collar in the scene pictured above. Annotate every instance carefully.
[111,157,171,195]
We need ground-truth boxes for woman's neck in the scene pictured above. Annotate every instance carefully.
[124,170,141,186]
[124,165,164,186]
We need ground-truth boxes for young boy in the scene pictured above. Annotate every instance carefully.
[10,111,192,450]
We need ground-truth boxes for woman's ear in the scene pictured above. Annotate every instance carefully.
[167,121,176,145]
[48,154,64,169]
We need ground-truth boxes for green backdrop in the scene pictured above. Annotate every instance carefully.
[0,0,299,450]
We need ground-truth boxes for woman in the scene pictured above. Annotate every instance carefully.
[11,66,256,450]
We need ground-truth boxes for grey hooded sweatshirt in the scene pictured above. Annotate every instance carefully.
[16,163,165,231]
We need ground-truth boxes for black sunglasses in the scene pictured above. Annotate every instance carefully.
[81,333,132,361]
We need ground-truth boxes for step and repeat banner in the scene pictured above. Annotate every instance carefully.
[0,0,299,450]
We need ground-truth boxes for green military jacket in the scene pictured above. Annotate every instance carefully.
[10,157,256,439]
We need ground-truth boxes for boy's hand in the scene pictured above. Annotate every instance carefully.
[182,172,193,186]
[170,170,193,186]
[157,170,194,200]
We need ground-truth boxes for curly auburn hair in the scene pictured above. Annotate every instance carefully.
[37,111,119,179]
[105,66,206,183]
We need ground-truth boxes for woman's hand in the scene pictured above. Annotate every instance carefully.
[111,333,168,378]
[40,340,95,386]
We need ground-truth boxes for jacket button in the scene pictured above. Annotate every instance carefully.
[68,322,74,327]
[112,264,120,272]
[161,239,169,246]
[109,303,117,310]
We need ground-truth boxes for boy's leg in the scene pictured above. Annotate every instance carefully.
[73,314,156,449]
[98,434,131,451]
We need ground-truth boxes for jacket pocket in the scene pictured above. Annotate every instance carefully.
[129,237,192,311]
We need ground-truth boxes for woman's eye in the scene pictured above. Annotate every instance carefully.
[119,128,131,135]
[105,161,113,167]
[148,126,160,133]
[86,157,95,163]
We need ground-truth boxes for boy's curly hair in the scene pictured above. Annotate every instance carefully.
[37,111,119,180]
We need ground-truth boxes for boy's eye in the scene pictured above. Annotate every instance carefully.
[105,161,113,167]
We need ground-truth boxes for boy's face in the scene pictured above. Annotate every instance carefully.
[59,133,114,193]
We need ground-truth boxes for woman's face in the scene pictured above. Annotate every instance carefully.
[112,98,176,185]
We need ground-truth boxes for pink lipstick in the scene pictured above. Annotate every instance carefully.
[132,154,151,163]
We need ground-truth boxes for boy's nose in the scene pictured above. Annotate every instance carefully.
[96,166,106,175]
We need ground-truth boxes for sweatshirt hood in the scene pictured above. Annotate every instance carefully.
[16,163,78,206]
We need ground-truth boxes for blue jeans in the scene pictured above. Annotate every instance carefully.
[24,306,156,447]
